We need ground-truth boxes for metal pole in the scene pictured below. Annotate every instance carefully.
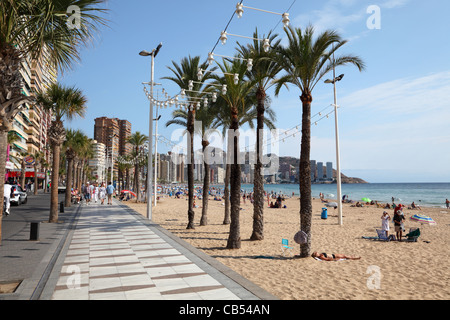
[154,103,159,207]
[110,144,114,185]
[147,53,154,221]
[332,55,343,226]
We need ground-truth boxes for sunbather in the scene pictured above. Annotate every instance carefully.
[311,252,361,261]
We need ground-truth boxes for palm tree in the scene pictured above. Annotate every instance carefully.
[36,83,87,223]
[163,56,215,229]
[63,129,86,207]
[237,30,282,241]
[32,151,46,195]
[210,58,256,249]
[0,0,107,242]
[210,90,276,227]
[127,131,148,203]
[166,107,217,226]
[273,25,365,257]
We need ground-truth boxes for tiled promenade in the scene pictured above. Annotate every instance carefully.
[46,200,276,300]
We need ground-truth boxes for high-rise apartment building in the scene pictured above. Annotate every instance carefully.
[9,47,56,170]
[94,117,132,157]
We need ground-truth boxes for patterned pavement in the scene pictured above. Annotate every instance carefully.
[49,200,272,300]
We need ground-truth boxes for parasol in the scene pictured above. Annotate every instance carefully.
[410,214,436,225]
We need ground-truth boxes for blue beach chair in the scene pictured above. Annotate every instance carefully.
[281,238,293,256]
[362,229,396,242]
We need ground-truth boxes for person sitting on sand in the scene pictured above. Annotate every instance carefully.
[311,252,361,261]
[411,201,422,210]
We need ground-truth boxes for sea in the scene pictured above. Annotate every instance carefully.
[237,183,450,209]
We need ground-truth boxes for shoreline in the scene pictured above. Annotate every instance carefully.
[122,193,450,300]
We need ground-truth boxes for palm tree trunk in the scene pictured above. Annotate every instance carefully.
[0,130,8,244]
[50,143,61,223]
[186,111,195,229]
[251,88,266,241]
[65,156,74,207]
[20,158,26,189]
[200,140,210,226]
[34,163,38,195]
[223,164,231,225]
[298,93,313,257]
[227,108,241,249]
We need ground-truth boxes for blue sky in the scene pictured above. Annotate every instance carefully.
[61,0,450,183]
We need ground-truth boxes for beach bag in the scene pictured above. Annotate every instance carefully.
[294,230,308,245]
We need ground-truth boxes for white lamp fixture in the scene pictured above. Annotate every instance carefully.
[263,39,270,52]
[220,31,228,45]
[236,3,244,18]
[247,58,253,72]
[234,73,239,85]
[222,84,227,95]
[208,52,215,65]
[197,68,203,81]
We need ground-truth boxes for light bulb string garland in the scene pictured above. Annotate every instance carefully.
[243,103,340,152]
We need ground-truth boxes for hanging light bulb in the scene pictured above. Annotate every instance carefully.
[196,102,200,110]
[208,53,215,66]
[234,73,239,85]
[220,31,228,45]
[188,80,194,91]
[212,92,217,103]
[263,39,270,52]
[222,84,227,95]
[197,68,203,81]
[247,58,253,72]
[204,98,208,107]
[282,13,290,27]
[181,89,186,97]
[236,3,244,18]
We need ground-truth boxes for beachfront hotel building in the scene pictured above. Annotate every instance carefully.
[88,141,107,183]
[94,117,132,180]
[7,47,57,182]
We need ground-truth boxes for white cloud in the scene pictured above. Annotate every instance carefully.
[341,70,450,115]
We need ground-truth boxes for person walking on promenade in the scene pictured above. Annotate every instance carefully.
[83,182,91,205]
[88,182,95,204]
[4,181,12,216]
[99,183,107,205]
[93,183,99,203]
[106,182,115,205]
[446,199,449,209]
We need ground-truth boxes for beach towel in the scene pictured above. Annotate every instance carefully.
[314,257,346,262]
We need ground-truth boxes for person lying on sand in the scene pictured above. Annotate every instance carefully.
[311,252,361,261]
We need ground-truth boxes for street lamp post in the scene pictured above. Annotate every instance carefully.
[154,113,161,207]
[325,70,344,226]
[140,43,162,221]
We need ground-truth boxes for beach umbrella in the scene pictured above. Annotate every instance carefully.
[361,197,371,203]
[121,190,136,197]
[410,214,436,225]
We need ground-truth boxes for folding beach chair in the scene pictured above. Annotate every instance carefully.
[362,229,395,242]
[281,238,293,256]
[404,228,420,242]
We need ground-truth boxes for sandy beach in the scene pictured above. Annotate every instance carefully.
[123,193,450,300]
